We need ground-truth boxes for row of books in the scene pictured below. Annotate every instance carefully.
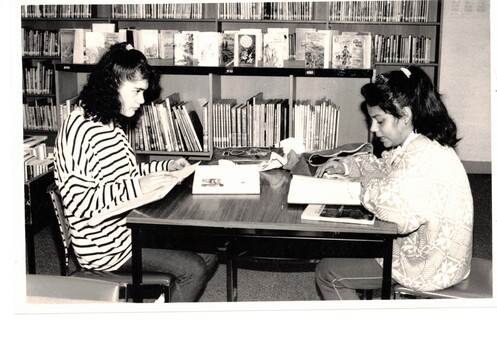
[23,99,58,132]
[111,3,203,19]
[218,2,314,21]
[23,135,54,182]
[23,96,78,132]
[131,94,205,153]
[22,28,60,57]
[294,99,340,152]
[329,0,431,22]
[23,63,54,95]
[211,95,290,148]
[373,34,432,64]
[21,4,94,18]
[21,1,431,23]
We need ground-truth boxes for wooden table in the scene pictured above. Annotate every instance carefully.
[126,169,398,302]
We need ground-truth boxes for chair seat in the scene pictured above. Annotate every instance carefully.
[71,270,174,287]
[395,258,492,299]
[26,274,121,302]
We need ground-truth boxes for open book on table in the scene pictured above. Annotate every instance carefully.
[287,174,361,205]
[301,204,375,225]
[88,162,200,226]
[192,164,260,194]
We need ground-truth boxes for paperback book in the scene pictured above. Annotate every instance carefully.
[301,204,375,225]
[174,32,195,66]
[332,33,372,69]
[221,31,236,66]
[263,32,285,68]
[136,29,159,59]
[304,31,330,69]
[89,162,200,226]
[235,33,258,67]
[198,31,223,66]
[159,30,178,59]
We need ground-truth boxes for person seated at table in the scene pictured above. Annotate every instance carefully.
[53,42,218,302]
[314,65,473,300]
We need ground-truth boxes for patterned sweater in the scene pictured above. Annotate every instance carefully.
[54,109,171,271]
[343,134,473,291]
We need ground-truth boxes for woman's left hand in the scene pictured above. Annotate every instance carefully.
[168,157,190,171]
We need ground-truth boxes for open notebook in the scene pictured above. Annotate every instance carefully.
[88,162,199,226]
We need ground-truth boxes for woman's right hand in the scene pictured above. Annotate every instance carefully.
[314,159,345,178]
[139,171,177,194]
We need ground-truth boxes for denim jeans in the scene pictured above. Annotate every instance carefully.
[118,248,218,302]
[315,258,394,300]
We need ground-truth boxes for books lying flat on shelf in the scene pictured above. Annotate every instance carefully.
[88,162,200,226]
[192,164,260,194]
[287,174,361,205]
[212,147,284,164]
[301,204,375,225]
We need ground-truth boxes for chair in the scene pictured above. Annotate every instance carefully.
[394,257,492,299]
[26,274,120,303]
[47,183,174,302]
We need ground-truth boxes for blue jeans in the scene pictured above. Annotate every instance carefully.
[315,258,394,300]
[118,248,218,302]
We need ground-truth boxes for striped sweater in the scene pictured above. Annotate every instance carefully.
[54,109,171,271]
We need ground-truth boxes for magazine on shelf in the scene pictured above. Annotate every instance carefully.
[301,204,375,225]
[287,174,361,205]
[88,162,200,226]
[192,164,260,194]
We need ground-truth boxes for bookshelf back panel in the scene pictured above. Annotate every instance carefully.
[158,74,209,116]
[219,75,291,101]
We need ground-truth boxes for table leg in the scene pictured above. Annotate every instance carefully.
[381,238,394,299]
[131,226,143,303]
[224,245,238,302]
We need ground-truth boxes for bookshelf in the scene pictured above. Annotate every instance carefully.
[22,1,443,160]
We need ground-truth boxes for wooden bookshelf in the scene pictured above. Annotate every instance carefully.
[22,1,443,157]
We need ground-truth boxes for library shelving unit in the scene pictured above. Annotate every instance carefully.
[21,1,443,161]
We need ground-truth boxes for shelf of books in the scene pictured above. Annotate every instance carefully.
[22,1,442,158]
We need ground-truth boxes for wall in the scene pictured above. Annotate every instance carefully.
[439,0,492,173]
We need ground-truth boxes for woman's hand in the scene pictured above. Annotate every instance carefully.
[314,159,345,178]
[168,157,190,171]
[139,171,177,194]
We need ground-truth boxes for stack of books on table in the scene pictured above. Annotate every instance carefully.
[288,174,375,225]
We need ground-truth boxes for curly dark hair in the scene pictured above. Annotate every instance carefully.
[78,42,159,128]
[361,65,460,147]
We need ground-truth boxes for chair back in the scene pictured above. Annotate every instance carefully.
[47,183,74,275]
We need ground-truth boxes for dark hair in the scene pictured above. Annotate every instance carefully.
[78,42,159,127]
[361,65,460,147]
